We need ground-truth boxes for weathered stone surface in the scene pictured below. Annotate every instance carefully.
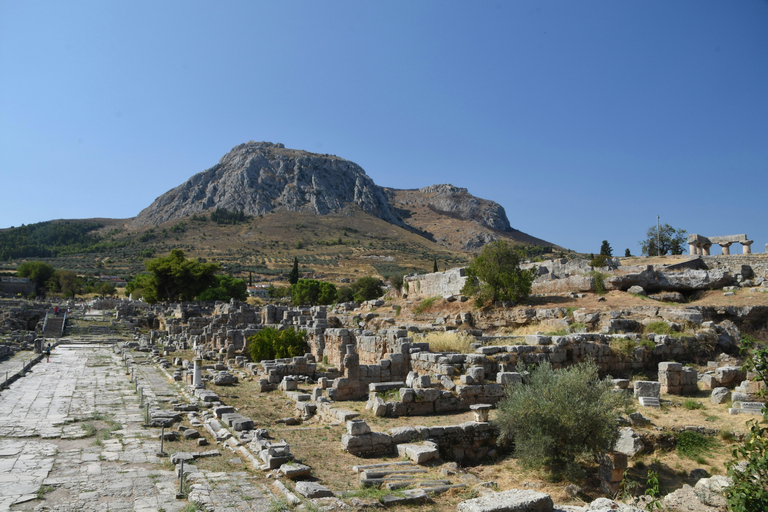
[295,481,334,498]
[456,489,554,512]
[634,381,661,399]
[614,427,645,457]
[711,387,731,404]
[131,141,404,228]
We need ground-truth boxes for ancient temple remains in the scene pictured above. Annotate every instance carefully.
[687,234,753,256]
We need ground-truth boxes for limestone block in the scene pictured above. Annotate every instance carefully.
[280,462,312,479]
[634,381,661,399]
[711,387,731,404]
[715,366,743,386]
[699,373,718,391]
[389,426,420,444]
[456,385,483,398]
[467,366,485,383]
[526,335,551,346]
[295,481,334,498]
[482,383,504,397]
[414,388,441,402]
[497,372,522,386]
[456,489,554,512]
[396,442,439,464]
[347,419,371,435]
[441,375,457,390]
[613,427,644,457]
[460,375,475,385]
[413,375,432,388]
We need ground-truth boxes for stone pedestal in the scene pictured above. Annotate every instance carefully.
[720,242,731,255]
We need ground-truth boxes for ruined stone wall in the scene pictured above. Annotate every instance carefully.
[341,420,498,463]
[403,268,467,300]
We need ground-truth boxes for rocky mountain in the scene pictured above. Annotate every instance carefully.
[131,141,553,251]
[131,142,402,229]
[387,185,551,250]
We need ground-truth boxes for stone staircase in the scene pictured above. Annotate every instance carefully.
[43,317,65,338]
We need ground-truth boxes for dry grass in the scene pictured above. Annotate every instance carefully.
[416,330,475,353]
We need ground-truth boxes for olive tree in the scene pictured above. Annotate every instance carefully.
[461,241,536,307]
[496,361,629,474]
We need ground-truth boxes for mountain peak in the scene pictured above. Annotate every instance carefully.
[130,142,402,228]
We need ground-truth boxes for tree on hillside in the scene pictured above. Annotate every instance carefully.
[640,224,687,256]
[600,240,612,257]
[289,257,299,285]
[197,274,248,302]
[433,260,438,273]
[17,261,55,296]
[57,270,83,298]
[291,279,337,306]
[351,276,383,302]
[144,249,219,302]
[461,241,536,307]
[625,248,631,257]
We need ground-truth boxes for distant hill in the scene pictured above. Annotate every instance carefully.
[131,141,554,252]
[0,142,559,282]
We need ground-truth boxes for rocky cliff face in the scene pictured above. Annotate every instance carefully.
[131,142,403,228]
[130,141,552,252]
[393,184,512,231]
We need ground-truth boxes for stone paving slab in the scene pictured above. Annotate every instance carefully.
[0,339,272,512]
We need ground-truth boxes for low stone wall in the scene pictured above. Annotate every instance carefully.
[341,419,498,464]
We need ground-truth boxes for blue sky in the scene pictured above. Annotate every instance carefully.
[1,1,767,256]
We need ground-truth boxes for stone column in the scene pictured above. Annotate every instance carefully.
[743,241,753,254]
[702,244,711,256]
[193,358,203,388]
[720,242,732,255]
[689,244,697,255]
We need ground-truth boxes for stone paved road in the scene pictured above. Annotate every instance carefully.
[0,340,273,512]
[0,343,185,512]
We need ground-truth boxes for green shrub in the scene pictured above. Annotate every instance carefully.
[589,254,610,268]
[461,241,536,307]
[644,321,675,336]
[682,399,703,410]
[590,271,607,295]
[247,327,307,362]
[496,361,630,472]
[413,296,439,314]
[676,431,716,460]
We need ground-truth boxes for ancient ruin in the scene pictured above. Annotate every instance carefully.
[688,233,754,255]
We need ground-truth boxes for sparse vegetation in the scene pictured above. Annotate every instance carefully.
[419,330,475,353]
[413,296,439,314]
[644,321,674,336]
[496,361,630,476]
[247,327,307,362]
[461,241,535,307]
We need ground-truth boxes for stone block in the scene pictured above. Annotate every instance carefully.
[456,489,554,512]
[347,419,371,435]
[634,381,661,399]
[497,372,523,386]
[711,387,731,404]
[295,481,334,498]
[396,442,439,464]
[280,462,312,479]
